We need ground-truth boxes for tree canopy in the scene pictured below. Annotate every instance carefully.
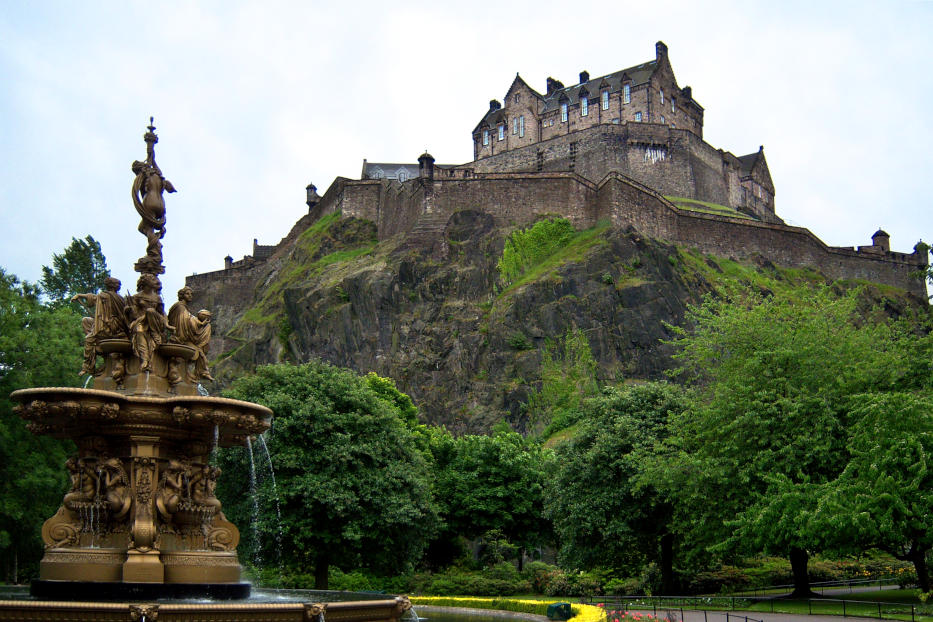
[0,268,81,582]
[39,235,110,309]
[429,425,553,567]
[547,382,687,594]
[219,361,439,589]
[661,286,931,595]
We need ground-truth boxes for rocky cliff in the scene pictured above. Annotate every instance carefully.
[191,210,919,434]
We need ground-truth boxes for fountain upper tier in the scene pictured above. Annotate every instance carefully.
[13,387,271,448]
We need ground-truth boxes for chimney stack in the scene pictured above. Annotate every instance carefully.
[579,71,589,84]
[489,99,501,111]
[546,77,564,95]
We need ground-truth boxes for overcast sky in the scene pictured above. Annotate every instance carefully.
[2,1,931,299]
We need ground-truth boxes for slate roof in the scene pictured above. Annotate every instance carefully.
[361,162,453,181]
[737,152,759,176]
[540,60,658,112]
[474,58,661,132]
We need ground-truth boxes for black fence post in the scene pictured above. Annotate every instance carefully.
[731,598,735,611]
[842,601,846,618]
[877,602,881,620]
[808,600,812,615]
[681,608,684,622]
[704,611,708,622]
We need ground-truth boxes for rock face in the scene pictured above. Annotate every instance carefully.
[190,211,913,434]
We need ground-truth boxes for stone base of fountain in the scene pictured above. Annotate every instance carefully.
[0,595,412,622]
[30,578,251,600]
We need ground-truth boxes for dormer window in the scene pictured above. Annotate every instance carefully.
[560,101,568,122]
[623,83,631,104]
[482,130,489,145]
[498,124,505,141]
[601,90,609,110]
[581,96,589,117]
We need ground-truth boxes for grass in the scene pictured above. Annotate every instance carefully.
[664,196,755,220]
[499,221,612,296]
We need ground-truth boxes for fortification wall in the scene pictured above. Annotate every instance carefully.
[596,174,926,298]
[430,173,598,230]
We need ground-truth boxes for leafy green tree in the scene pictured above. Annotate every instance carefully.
[40,235,110,308]
[218,361,439,589]
[815,392,933,592]
[0,268,80,582]
[546,382,687,594]
[429,426,553,569]
[662,286,926,596]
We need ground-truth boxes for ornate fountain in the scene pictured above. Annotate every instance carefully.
[1,122,411,622]
[9,119,270,599]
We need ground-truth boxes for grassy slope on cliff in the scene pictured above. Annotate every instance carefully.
[210,212,925,433]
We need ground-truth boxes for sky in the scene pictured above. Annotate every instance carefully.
[1,1,931,299]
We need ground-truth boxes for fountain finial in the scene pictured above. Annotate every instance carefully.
[132,118,174,276]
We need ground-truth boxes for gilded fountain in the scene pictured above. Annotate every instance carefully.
[2,121,411,622]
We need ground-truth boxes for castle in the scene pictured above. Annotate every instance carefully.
[188,42,928,300]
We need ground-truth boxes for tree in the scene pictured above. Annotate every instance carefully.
[218,361,439,589]
[662,286,921,596]
[815,393,933,592]
[0,268,80,582]
[546,382,687,594]
[39,235,110,308]
[428,425,553,569]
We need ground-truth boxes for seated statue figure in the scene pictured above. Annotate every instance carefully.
[71,277,127,375]
[126,274,171,373]
[167,287,214,381]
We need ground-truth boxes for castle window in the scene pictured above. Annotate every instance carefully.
[513,118,519,135]
[635,111,642,122]
[661,115,666,124]
[660,88,664,104]
[519,115,525,137]
[601,90,609,110]
[498,125,505,141]
[623,83,631,104]
[671,97,675,113]
[581,96,588,116]
[560,102,568,122]
[483,130,489,145]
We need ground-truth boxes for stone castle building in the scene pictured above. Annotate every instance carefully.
[188,42,928,300]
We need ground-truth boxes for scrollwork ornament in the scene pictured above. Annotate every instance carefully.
[129,604,159,621]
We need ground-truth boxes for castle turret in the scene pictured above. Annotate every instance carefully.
[224,255,233,270]
[656,41,668,61]
[418,151,435,181]
[872,229,890,253]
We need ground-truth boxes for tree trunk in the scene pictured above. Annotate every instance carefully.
[314,552,329,590]
[517,547,525,572]
[909,544,930,593]
[659,532,675,595]
[789,547,815,597]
